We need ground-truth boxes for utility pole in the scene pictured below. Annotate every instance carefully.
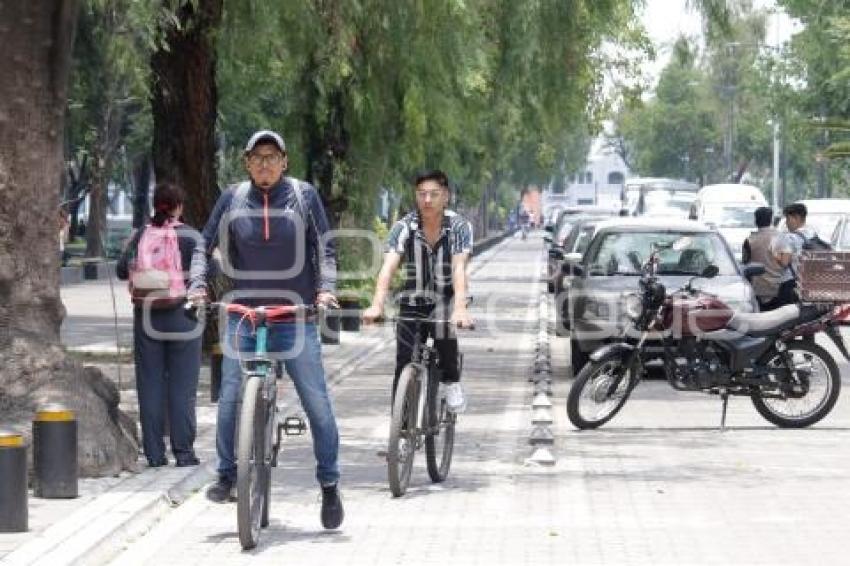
[772,120,780,211]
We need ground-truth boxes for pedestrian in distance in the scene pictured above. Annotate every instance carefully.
[187,130,344,530]
[742,206,784,310]
[117,183,203,468]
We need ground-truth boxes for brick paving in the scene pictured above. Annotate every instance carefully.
[6,234,850,565]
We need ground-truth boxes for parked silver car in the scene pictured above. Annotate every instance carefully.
[566,218,760,375]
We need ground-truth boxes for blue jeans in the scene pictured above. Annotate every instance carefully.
[217,314,340,485]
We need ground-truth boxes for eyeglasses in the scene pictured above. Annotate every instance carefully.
[415,189,445,200]
[247,153,284,168]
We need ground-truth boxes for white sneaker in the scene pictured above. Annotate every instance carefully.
[444,382,467,413]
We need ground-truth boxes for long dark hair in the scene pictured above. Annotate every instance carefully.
[150,183,185,227]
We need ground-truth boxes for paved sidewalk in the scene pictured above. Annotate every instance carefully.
[8,233,850,565]
[106,236,545,565]
[2,234,514,565]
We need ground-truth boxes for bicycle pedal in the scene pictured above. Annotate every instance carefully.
[280,416,308,436]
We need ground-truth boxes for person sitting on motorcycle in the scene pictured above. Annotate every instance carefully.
[771,203,814,309]
[742,206,783,310]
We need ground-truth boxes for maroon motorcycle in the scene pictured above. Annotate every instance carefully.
[566,243,850,430]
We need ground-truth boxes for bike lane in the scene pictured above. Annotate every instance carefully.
[107,234,550,565]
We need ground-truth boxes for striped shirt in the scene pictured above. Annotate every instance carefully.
[385,210,473,302]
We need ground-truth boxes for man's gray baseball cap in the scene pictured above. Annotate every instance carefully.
[244,130,286,154]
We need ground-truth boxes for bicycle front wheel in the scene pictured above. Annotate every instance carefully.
[425,372,455,483]
[237,375,268,550]
[388,364,420,497]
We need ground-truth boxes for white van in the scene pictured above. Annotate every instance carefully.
[689,183,768,260]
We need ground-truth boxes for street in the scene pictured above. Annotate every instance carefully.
[94,234,850,565]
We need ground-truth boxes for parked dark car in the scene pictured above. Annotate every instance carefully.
[551,218,604,335]
[546,210,616,292]
[566,218,760,375]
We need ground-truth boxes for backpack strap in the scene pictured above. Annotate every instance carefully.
[285,176,323,287]
[229,181,252,212]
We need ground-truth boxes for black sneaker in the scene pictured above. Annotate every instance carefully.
[175,454,200,467]
[320,483,344,529]
[206,478,235,503]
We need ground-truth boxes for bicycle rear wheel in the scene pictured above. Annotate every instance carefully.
[237,375,268,550]
[425,371,455,482]
[388,364,420,497]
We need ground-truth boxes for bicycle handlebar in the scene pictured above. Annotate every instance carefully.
[185,301,319,323]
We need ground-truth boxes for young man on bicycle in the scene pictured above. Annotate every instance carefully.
[188,130,343,529]
[363,169,475,412]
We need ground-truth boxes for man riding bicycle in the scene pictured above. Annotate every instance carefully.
[188,130,343,530]
[363,169,475,412]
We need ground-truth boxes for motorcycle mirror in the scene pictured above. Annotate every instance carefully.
[701,264,719,279]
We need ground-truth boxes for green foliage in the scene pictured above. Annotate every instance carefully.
[68,0,647,233]
[215,0,643,227]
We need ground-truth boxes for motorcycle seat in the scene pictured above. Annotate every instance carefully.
[726,304,801,336]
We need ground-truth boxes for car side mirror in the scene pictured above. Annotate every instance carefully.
[544,225,554,233]
[742,262,765,280]
[548,247,564,260]
[701,264,719,279]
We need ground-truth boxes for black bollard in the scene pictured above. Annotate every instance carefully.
[0,428,28,532]
[210,343,223,403]
[33,404,78,499]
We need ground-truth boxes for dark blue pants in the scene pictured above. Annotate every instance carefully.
[133,307,202,465]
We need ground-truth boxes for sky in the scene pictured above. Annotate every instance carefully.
[639,0,803,88]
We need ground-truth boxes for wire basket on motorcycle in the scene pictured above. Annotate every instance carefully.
[798,251,850,303]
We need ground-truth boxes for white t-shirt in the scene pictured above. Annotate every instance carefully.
[771,226,816,282]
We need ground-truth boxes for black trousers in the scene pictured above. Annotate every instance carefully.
[760,279,799,311]
[393,304,460,396]
[132,307,201,464]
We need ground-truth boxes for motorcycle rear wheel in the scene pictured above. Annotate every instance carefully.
[567,350,635,429]
[751,341,840,428]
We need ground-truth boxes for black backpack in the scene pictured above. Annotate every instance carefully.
[796,230,832,252]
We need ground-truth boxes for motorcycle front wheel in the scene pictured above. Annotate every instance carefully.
[751,341,841,428]
[566,350,635,429]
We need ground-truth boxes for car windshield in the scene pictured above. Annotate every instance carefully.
[555,219,576,245]
[703,204,757,228]
[807,213,844,240]
[570,226,596,255]
[587,231,737,276]
[644,191,695,216]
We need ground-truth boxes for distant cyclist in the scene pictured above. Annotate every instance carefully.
[518,208,530,239]
[363,169,475,412]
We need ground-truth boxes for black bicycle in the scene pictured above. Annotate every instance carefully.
[387,312,468,497]
[193,302,312,550]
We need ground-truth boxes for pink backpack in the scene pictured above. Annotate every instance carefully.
[129,221,186,307]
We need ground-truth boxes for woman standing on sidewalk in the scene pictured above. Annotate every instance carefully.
[117,183,203,468]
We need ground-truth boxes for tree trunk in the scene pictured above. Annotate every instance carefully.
[65,155,89,243]
[0,0,137,476]
[131,155,152,229]
[150,0,222,230]
[84,154,107,258]
[84,102,124,258]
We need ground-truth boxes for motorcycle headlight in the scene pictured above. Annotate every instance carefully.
[623,293,643,321]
